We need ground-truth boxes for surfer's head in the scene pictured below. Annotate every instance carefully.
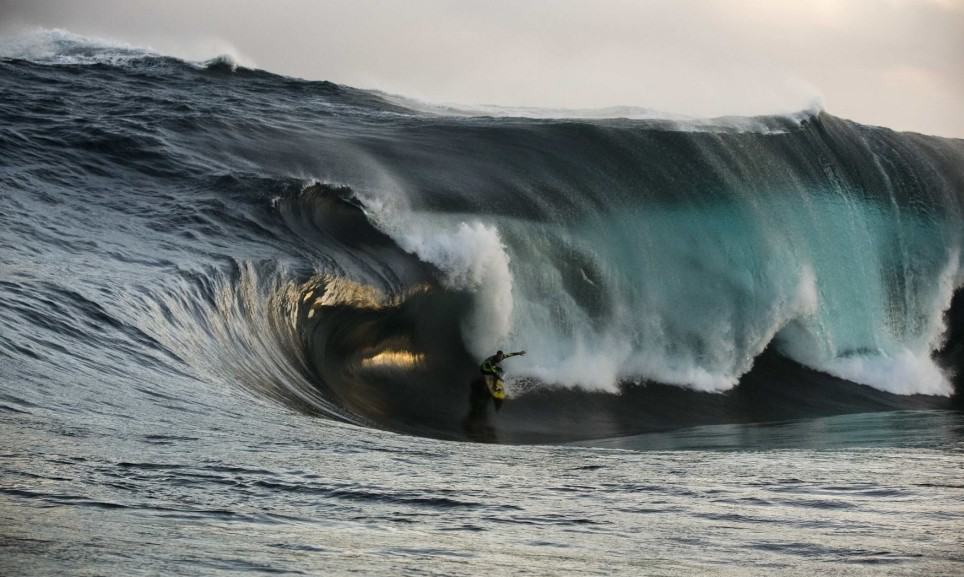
[496,350,505,361]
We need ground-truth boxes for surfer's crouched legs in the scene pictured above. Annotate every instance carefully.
[463,377,497,441]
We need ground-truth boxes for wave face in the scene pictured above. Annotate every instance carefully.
[2,31,963,441]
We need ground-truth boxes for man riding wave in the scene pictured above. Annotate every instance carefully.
[480,350,526,380]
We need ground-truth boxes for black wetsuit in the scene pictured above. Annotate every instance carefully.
[480,355,504,378]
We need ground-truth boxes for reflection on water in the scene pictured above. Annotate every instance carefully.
[3,409,962,577]
[578,410,964,451]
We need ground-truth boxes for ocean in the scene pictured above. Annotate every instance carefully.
[2,30,963,576]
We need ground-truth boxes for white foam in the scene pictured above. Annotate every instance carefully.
[0,27,256,72]
[0,28,148,65]
[822,348,952,396]
[505,263,821,393]
[927,247,962,352]
[778,249,961,396]
[353,183,515,358]
[513,338,631,394]
[396,220,514,357]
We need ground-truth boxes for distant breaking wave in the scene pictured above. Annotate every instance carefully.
[1,29,962,442]
[374,91,824,135]
[0,28,251,70]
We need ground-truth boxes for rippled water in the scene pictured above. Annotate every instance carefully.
[3,392,963,576]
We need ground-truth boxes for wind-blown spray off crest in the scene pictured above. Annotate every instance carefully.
[392,219,514,358]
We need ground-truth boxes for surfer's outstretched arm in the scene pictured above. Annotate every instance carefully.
[508,350,526,358]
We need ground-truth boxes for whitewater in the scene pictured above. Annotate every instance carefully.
[1,30,963,576]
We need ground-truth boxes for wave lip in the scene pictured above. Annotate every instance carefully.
[374,90,824,134]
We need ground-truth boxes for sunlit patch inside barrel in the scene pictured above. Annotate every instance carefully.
[360,349,426,369]
[299,275,435,317]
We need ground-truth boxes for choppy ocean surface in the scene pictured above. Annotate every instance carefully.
[3,405,964,576]
[2,30,963,576]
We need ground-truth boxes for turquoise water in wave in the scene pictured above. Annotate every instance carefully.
[491,195,960,393]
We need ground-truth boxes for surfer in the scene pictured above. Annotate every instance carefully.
[480,350,526,380]
[480,350,526,408]
[464,349,526,437]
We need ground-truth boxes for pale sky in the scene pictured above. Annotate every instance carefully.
[2,0,962,137]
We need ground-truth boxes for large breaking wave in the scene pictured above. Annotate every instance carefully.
[2,29,962,442]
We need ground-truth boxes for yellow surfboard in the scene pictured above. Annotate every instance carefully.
[485,375,506,400]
